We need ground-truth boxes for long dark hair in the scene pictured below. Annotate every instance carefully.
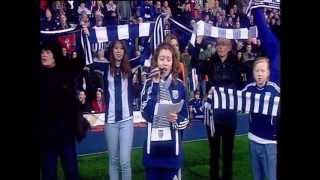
[40,39,64,68]
[151,43,180,80]
[108,40,131,78]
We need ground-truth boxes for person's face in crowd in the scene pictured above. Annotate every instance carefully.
[45,9,52,20]
[246,44,252,53]
[169,39,179,53]
[208,8,213,14]
[133,73,138,84]
[113,41,125,64]
[97,1,103,7]
[97,49,105,59]
[266,17,270,24]
[136,50,141,57]
[216,39,231,59]
[195,92,200,99]
[253,60,270,87]
[233,4,238,12]
[62,48,67,56]
[96,91,102,101]
[190,19,196,29]
[235,21,240,28]
[237,51,242,60]
[80,3,85,8]
[250,15,254,23]
[217,15,222,23]
[163,1,169,7]
[156,1,161,8]
[60,14,67,24]
[271,18,276,26]
[215,0,219,7]
[79,91,86,103]
[72,52,77,59]
[96,19,103,26]
[157,49,173,78]
[269,12,274,18]
[276,19,280,26]
[221,10,226,17]
[228,17,233,25]
[185,3,191,11]
[204,2,209,11]
[229,8,234,15]
[41,49,56,68]
[138,17,143,23]
[204,14,210,22]
[256,39,261,47]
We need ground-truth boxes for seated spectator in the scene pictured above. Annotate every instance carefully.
[57,14,70,30]
[232,4,239,16]
[162,0,172,18]
[180,3,193,27]
[78,90,92,113]
[62,48,68,59]
[93,49,109,63]
[212,0,222,15]
[204,14,213,24]
[243,44,257,62]
[41,8,58,31]
[93,15,104,27]
[249,14,255,26]
[215,15,223,27]
[234,20,241,28]
[188,90,204,121]
[79,12,91,28]
[154,0,162,17]
[91,88,106,113]
[192,3,202,20]
[202,2,211,18]
[227,7,237,21]
[236,51,244,62]
[140,0,155,21]
[105,0,118,25]
[226,16,234,28]
[77,2,91,15]
[91,0,105,15]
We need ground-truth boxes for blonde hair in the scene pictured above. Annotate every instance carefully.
[253,57,270,70]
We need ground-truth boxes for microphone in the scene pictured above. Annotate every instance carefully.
[147,67,164,79]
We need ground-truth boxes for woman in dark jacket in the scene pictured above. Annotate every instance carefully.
[38,40,85,180]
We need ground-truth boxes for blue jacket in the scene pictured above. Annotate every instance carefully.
[253,8,280,85]
[242,81,280,143]
[140,77,189,168]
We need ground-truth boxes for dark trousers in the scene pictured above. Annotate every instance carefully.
[206,123,236,180]
[41,142,79,180]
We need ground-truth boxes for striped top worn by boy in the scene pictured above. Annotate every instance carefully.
[242,81,280,143]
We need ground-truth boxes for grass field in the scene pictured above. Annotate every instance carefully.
[57,135,252,180]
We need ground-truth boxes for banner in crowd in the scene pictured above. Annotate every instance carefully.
[90,22,155,43]
[209,86,280,116]
[246,0,280,16]
[194,21,258,40]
